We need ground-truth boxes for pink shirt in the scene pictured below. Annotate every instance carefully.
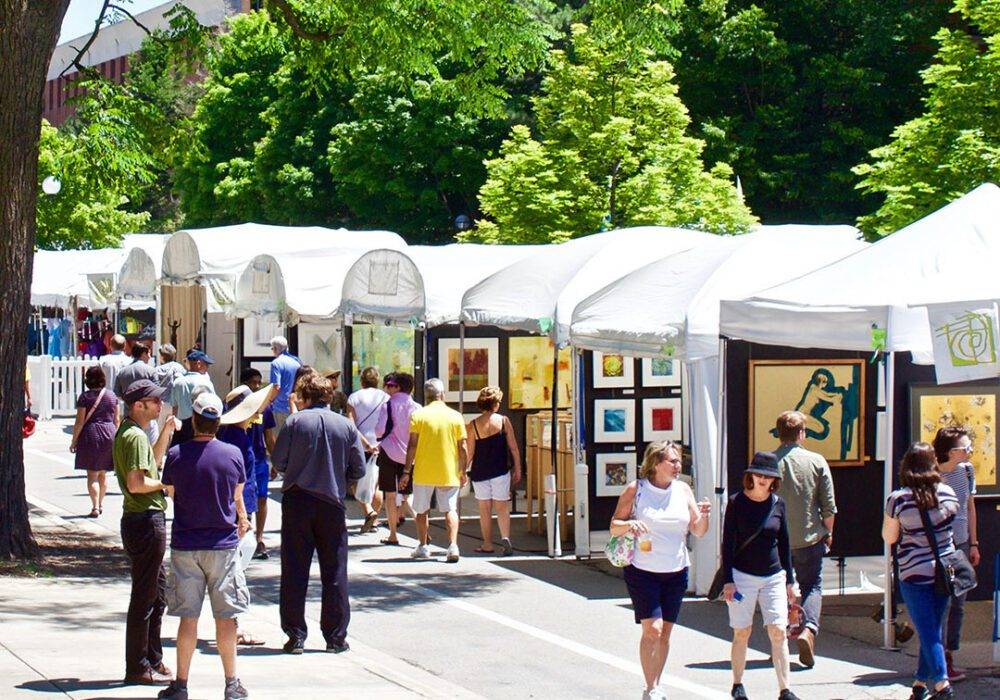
[375,392,420,464]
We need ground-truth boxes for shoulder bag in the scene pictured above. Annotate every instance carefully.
[707,495,777,601]
[81,388,107,428]
[918,506,976,598]
[605,481,643,567]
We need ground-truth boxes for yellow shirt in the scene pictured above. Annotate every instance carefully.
[410,401,467,486]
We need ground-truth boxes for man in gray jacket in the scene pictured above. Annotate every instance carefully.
[774,410,837,669]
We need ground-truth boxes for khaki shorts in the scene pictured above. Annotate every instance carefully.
[167,547,249,619]
[411,485,459,514]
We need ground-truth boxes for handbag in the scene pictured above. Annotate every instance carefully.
[707,495,778,601]
[918,506,977,598]
[604,481,643,567]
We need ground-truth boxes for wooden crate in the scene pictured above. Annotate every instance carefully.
[525,411,574,539]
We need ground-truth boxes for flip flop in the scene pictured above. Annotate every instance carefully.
[360,512,379,534]
[381,538,401,546]
[236,630,265,646]
[473,546,495,554]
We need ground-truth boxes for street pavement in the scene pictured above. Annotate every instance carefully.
[5,418,999,699]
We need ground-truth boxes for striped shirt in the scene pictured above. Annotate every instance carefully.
[939,462,975,545]
[886,484,958,583]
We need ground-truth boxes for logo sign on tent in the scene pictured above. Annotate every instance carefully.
[927,301,1000,385]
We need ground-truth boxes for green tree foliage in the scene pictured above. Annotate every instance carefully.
[465,24,755,244]
[855,0,1000,237]
[672,0,950,224]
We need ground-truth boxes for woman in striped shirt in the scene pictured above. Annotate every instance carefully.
[883,443,958,700]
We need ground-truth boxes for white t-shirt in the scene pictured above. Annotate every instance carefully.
[347,387,389,443]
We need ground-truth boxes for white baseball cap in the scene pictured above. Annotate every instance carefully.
[192,392,224,419]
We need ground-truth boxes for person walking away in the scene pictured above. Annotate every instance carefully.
[348,366,389,533]
[153,344,186,430]
[610,441,711,699]
[170,350,215,445]
[158,392,251,700]
[772,410,836,668]
[114,379,179,685]
[115,342,159,445]
[287,365,317,415]
[722,452,800,700]
[268,335,301,432]
[272,373,365,654]
[238,368,278,559]
[883,442,959,700]
[99,333,131,397]
[399,378,468,563]
[931,428,978,683]
[70,366,118,517]
[324,369,350,415]
[374,373,420,545]
[466,386,522,555]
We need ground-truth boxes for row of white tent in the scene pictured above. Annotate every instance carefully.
[30,183,1000,603]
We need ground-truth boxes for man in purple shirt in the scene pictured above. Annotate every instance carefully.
[268,335,301,433]
[374,373,420,545]
[159,393,251,700]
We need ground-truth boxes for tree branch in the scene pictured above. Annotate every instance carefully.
[267,0,344,41]
[108,3,163,42]
[59,0,113,78]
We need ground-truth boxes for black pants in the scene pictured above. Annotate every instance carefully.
[120,510,166,676]
[280,488,350,644]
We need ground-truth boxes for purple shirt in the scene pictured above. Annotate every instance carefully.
[162,439,245,550]
[374,392,420,464]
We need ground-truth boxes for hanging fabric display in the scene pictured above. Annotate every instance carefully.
[926,300,1000,384]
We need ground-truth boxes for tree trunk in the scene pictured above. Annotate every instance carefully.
[0,0,72,559]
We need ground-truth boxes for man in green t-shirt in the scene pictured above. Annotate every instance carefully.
[114,379,179,686]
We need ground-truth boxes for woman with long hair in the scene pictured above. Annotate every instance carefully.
[610,441,710,699]
[883,442,959,699]
[69,365,119,517]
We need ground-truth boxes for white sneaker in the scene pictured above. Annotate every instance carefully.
[446,544,460,563]
[410,544,431,559]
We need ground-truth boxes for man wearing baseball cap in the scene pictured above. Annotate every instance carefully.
[113,380,179,686]
[158,392,251,700]
[169,350,216,446]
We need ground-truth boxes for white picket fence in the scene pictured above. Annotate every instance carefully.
[27,354,102,420]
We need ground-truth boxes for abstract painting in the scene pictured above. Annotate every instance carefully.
[643,398,682,442]
[641,357,682,388]
[297,322,343,377]
[595,453,637,496]
[910,384,998,493]
[508,336,572,409]
[749,359,865,466]
[593,351,634,389]
[594,399,635,443]
[437,337,500,403]
[350,325,415,390]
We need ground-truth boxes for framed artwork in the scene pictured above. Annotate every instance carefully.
[351,325,415,389]
[641,357,682,388]
[749,359,866,466]
[595,453,637,496]
[910,383,999,494]
[438,337,500,402]
[594,399,636,443]
[297,322,343,377]
[508,336,572,409]
[643,398,682,442]
[243,317,283,358]
[593,351,634,389]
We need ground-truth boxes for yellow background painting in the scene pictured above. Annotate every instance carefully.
[918,394,997,487]
[508,337,572,409]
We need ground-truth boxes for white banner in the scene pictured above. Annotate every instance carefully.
[926,300,1000,384]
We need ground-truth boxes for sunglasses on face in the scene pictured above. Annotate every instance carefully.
[951,444,974,453]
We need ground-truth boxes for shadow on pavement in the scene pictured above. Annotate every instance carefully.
[16,678,129,693]
[492,558,629,601]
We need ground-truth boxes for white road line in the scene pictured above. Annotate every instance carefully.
[352,561,729,700]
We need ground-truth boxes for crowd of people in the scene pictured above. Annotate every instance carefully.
[65,335,979,699]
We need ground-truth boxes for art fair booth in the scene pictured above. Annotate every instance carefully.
[719,184,1000,643]
[568,225,866,593]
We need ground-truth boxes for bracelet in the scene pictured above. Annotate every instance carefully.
[970,542,979,547]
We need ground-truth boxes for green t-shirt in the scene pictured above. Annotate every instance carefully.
[113,419,166,513]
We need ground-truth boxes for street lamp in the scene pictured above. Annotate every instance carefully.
[42,176,62,195]
[454,214,472,232]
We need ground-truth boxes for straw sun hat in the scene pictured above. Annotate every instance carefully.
[221,384,274,425]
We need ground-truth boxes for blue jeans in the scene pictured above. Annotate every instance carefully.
[899,579,949,684]
[792,541,825,634]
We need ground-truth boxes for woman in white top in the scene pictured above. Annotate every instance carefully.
[610,441,711,700]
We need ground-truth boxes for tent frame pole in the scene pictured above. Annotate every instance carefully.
[715,337,728,570]
[883,349,897,650]
[458,322,465,414]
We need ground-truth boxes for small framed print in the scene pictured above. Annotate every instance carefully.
[643,398,682,442]
[595,453,637,496]
[641,357,681,388]
[438,337,500,403]
[594,399,635,443]
[593,351,634,389]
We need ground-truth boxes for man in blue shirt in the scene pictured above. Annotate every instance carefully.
[268,336,300,432]
[170,350,216,446]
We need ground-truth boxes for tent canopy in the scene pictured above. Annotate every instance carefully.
[340,244,543,327]
[720,184,1000,355]
[460,227,717,339]
[116,234,169,300]
[570,225,866,360]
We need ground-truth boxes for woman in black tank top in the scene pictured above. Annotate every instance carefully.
[467,387,522,555]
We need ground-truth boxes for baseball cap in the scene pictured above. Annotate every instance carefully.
[186,349,215,365]
[124,379,168,404]
[192,392,224,419]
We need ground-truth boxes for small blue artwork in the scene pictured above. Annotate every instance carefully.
[604,409,627,433]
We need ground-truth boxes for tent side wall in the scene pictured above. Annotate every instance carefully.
[339,249,425,323]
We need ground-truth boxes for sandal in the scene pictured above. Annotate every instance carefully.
[360,512,379,534]
[88,508,99,518]
[381,538,401,546]
[236,630,265,646]
[473,546,495,554]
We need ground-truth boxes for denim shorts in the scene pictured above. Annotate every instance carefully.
[166,547,249,619]
[624,565,688,624]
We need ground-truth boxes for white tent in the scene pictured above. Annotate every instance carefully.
[567,225,866,593]
[32,248,124,309]
[116,233,170,302]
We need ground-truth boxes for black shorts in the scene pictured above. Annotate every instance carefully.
[376,451,411,495]
[623,566,688,624]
